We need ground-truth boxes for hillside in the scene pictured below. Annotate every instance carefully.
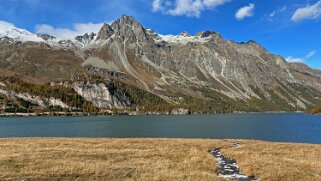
[1,15,321,114]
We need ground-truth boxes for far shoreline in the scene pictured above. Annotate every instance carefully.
[0,111,308,118]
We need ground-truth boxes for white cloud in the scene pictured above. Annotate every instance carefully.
[153,0,167,12]
[168,0,204,17]
[235,3,255,20]
[269,11,276,18]
[203,0,229,7]
[0,20,16,33]
[291,0,321,22]
[306,50,316,58]
[261,6,288,22]
[286,56,304,63]
[286,50,317,63]
[152,0,230,17]
[269,6,287,18]
[35,23,104,39]
[153,0,162,11]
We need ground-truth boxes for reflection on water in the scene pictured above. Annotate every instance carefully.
[0,113,320,144]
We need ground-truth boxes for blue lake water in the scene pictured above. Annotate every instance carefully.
[0,113,320,144]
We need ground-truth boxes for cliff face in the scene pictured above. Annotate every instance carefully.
[0,80,132,112]
[68,81,131,109]
[1,15,321,113]
[0,86,69,109]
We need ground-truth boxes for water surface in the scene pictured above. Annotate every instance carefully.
[0,113,320,144]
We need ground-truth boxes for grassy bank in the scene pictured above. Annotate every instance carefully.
[0,138,321,180]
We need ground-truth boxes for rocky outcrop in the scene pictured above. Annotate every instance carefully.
[75,33,96,47]
[0,88,69,109]
[96,24,114,40]
[0,81,6,87]
[110,16,149,43]
[71,81,130,109]
[37,34,56,41]
[16,93,47,108]
[49,97,69,109]
[170,108,190,115]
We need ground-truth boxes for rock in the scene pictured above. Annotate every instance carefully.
[179,31,191,37]
[72,81,130,109]
[170,108,190,115]
[96,23,114,40]
[37,34,56,41]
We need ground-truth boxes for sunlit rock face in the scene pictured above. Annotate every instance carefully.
[72,82,130,109]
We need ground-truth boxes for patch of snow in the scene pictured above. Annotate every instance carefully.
[0,27,44,42]
[157,34,209,44]
[69,38,95,48]
[0,26,97,49]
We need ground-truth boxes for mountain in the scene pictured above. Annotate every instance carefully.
[1,15,321,114]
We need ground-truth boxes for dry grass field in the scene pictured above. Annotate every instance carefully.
[0,138,321,181]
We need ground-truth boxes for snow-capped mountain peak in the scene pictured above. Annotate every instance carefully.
[0,25,98,49]
[0,26,45,42]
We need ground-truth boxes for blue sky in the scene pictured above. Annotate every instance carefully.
[0,0,320,70]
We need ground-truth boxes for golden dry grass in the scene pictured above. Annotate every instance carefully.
[0,138,320,181]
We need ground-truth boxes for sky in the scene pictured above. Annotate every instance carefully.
[0,0,320,70]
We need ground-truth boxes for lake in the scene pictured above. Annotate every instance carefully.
[0,113,320,144]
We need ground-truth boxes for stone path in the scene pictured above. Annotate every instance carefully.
[209,143,258,181]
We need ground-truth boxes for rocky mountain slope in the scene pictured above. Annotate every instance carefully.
[1,15,321,114]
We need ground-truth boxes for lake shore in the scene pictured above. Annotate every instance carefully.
[0,110,306,117]
[0,138,320,181]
